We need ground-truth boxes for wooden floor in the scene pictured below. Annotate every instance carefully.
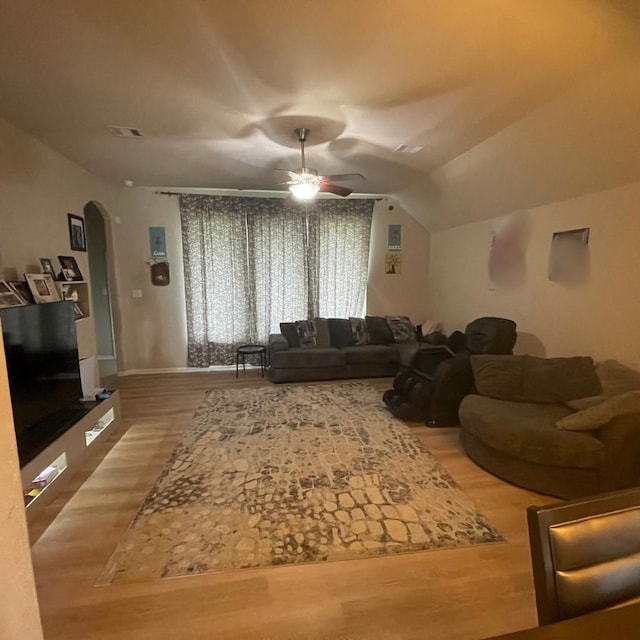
[29,372,554,640]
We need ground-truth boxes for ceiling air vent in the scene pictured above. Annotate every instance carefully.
[108,125,144,138]
[393,144,424,154]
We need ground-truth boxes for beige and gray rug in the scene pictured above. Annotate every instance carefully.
[97,382,502,585]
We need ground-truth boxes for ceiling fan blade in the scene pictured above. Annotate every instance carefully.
[322,173,365,182]
[238,182,290,190]
[319,182,352,197]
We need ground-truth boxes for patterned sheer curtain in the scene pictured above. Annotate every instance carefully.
[308,199,373,318]
[180,195,251,365]
[180,194,374,367]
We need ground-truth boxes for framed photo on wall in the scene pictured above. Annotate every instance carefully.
[67,213,87,252]
[58,255,84,281]
[40,258,56,276]
[0,280,27,307]
[24,273,62,303]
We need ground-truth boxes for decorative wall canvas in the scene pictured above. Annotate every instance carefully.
[385,252,401,274]
[548,227,590,285]
[387,224,402,251]
[149,226,167,257]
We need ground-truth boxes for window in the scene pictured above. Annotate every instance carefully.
[180,195,373,366]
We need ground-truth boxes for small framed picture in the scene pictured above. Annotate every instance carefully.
[67,213,87,252]
[0,281,26,307]
[8,281,35,304]
[24,274,61,303]
[73,303,84,320]
[58,255,84,281]
[40,258,56,277]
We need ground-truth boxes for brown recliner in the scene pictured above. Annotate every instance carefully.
[527,487,640,625]
[383,317,517,426]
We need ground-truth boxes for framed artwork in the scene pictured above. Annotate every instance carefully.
[385,252,402,275]
[8,281,35,304]
[149,226,167,257]
[387,224,402,251]
[0,280,26,307]
[58,255,84,281]
[24,273,61,303]
[40,258,56,276]
[73,303,84,320]
[67,213,87,252]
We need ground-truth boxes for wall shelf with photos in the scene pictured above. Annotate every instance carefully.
[59,281,90,320]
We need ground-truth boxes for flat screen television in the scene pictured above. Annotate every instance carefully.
[0,300,87,466]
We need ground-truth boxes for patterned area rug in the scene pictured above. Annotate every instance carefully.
[97,383,503,585]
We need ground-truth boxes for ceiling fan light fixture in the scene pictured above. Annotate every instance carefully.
[289,172,321,201]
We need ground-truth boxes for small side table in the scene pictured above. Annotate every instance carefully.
[235,344,267,378]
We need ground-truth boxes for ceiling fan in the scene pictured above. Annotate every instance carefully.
[272,128,365,201]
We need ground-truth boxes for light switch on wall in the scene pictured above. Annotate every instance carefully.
[132,289,142,298]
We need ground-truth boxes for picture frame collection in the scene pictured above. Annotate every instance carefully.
[0,256,85,309]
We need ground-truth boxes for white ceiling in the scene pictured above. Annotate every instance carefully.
[1,0,639,229]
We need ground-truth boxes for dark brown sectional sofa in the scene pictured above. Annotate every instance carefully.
[268,315,424,383]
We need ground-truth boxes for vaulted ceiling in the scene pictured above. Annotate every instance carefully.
[1,1,639,229]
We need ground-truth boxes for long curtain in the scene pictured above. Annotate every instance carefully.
[180,194,374,366]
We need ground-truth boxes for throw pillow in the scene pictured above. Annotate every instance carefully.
[471,355,525,401]
[365,315,395,345]
[295,320,317,348]
[556,390,640,431]
[521,356,601,404]
[566,360,640,410]
[349,317,369,346]
[471,355,601,404]
[386,316,416,343]
[327,318,354,348]
[280,322,300,348]
[314,317,331,348]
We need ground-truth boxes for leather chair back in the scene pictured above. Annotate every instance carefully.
[527,487,640,625]
[464,317,517,355]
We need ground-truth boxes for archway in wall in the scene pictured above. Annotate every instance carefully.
[83,201,118,388]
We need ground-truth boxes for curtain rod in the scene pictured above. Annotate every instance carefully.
[154,190,383,200]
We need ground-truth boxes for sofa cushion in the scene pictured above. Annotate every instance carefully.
[460,395,605,470]
[270,347,345,369]
[557,391,640,431]
[566,360,640,410]
[349,317,370,346]
[295,320,317,348]
[314,317,331,348]
[280,322,300,348]
[471,355,601,404]
[365,315,395,345]
[328,318,354,348]
[386,316,416,343]
[342,345,398,366]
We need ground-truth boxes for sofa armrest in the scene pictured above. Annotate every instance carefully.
[269,333,289,363]
[595,413,640,489]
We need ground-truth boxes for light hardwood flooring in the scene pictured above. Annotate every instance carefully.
[29,372,554,640]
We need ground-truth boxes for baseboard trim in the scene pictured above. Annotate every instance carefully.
[117,365,261,376]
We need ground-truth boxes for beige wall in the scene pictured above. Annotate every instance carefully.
[0,322,44,640]
[367,199,431,323]
[429,180,640,368]
[107,188,188,372]
[0,117,107,362]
